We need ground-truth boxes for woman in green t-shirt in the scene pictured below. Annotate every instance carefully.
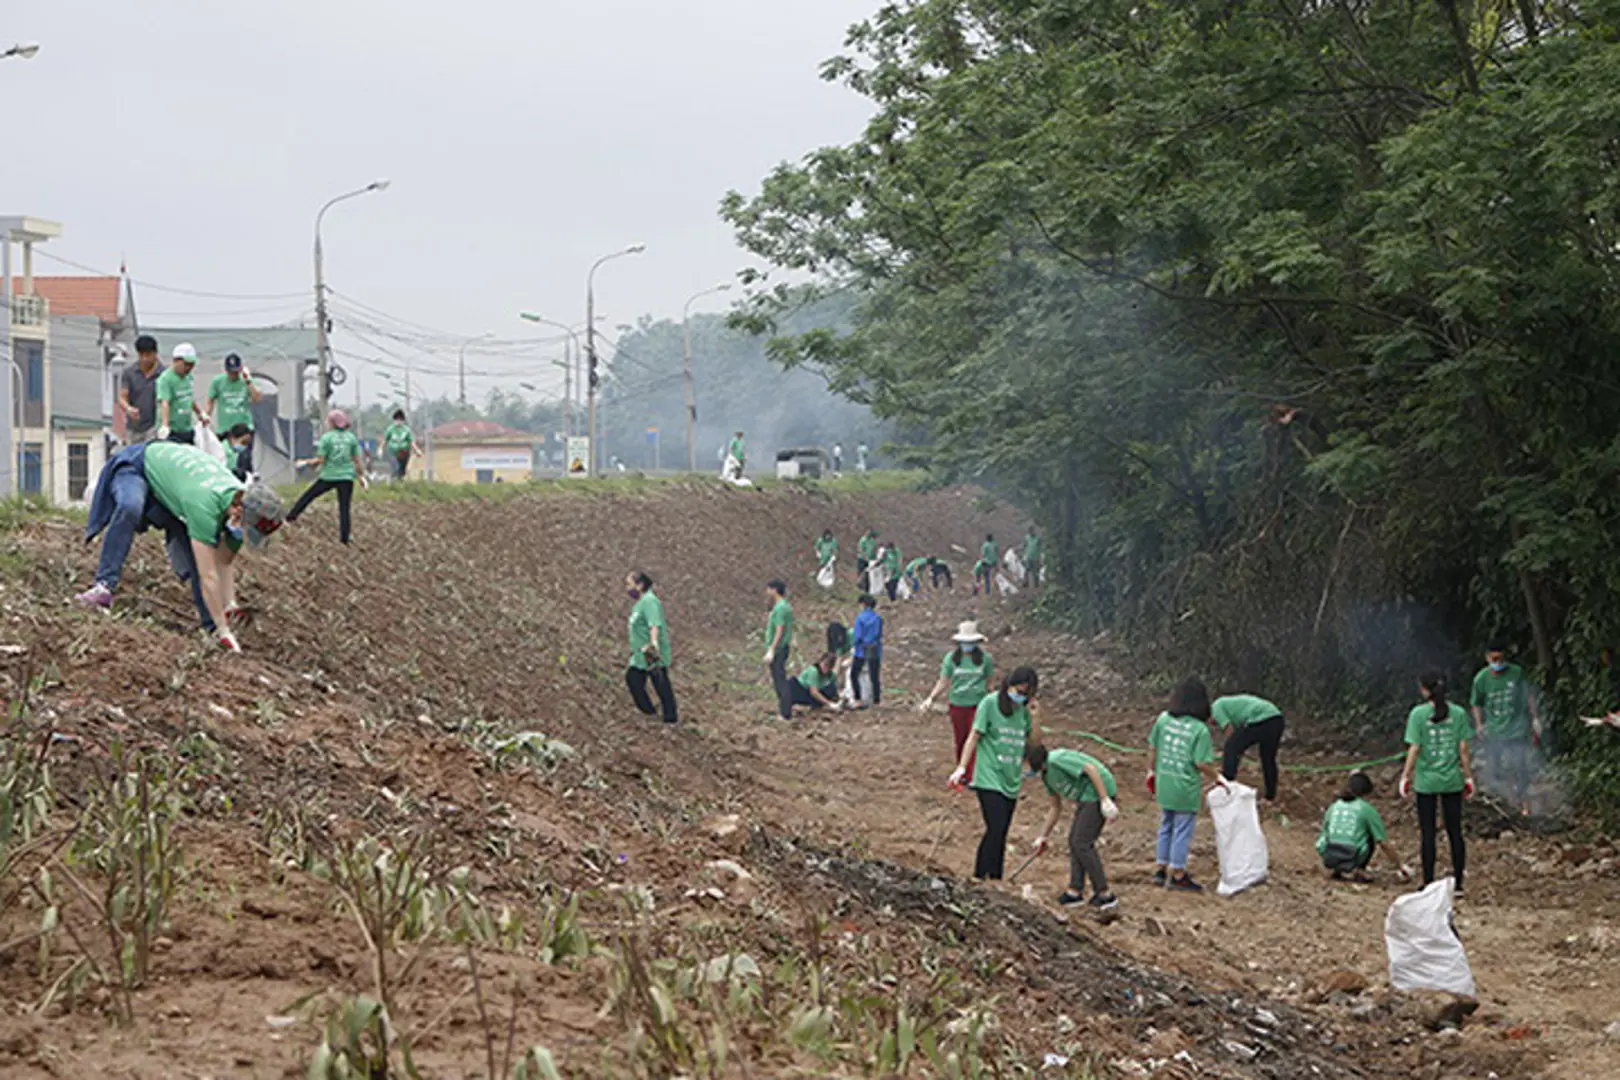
[1398,672,1476,891]
[919,622,994,775]
[948,667,1041,882]
[1316,772,1407,883]
[1146,678,1227,893]
[288,410,368,545]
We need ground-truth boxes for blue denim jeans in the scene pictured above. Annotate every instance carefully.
[1156,809,1197,870]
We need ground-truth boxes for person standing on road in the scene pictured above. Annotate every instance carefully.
[978,533,999,595]
[1400,671,1475,891]
[77,441,284,649]
[1213,693,1286,802]
[1470,641,1541,817]
[1147,678,1227,893]
[155,342,200,445]
[850,593,883,708]
[920,622,995,774]
[382,409,421,481]
[1029,744,1120,910]
[857,528,879,582]
[1022,528,1042,589]
[949,668,1042,882]
[832,443,844,474]
[625,571,677,724]
[118,335,163,445]
[856,442,869,473]
[762,579,795,722]
[202,353,261,479]
[287,409,368,545]
[1317,773,1407,883]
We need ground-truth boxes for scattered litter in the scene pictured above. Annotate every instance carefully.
[265,1015,299,1029]
[0,644,27,655]
[1223,1041,1258,1061]
[705,859,753,881]
[1041,1052,1070,1068]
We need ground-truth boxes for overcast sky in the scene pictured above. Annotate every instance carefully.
[6,0,876,401]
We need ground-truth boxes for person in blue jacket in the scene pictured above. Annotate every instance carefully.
[850,593,883,708]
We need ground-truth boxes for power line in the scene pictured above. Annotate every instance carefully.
[33,249,307,301]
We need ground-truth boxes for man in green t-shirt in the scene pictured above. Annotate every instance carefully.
[977,533,999,596]
[288,410,368,545]
[763,580,795,721]
[155,342,200,444]
[625,571,677,724]
[1470,642,1542,816]
[77,442,284,649]
[725,430,747,479]
[1022,529,1042,588]
[382,409,420,481]
[1029,745,1119,910]
[201,353,262,478]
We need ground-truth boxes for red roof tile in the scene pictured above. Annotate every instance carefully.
[428,419,531,439]
[11,276,121,322]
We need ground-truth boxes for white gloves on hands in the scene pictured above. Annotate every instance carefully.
[1100,796,1120,821]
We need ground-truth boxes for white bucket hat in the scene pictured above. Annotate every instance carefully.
[952,621,986,644]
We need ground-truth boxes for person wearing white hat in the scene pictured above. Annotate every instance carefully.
[918,621,995,772]
[156,342,200,444]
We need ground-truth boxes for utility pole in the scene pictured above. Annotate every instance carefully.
[682,282,730,473]
[585,245,645,478]
[313,180,389,420]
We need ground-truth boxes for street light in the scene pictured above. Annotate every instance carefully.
[586,244,645,477]
[458,331,492,406]
[2,43,39,60]
[519,312,588,437]
[313,179,390,419]
[683,281,732,472]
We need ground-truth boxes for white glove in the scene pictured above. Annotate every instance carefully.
[761,649,774,665]
[947,766,967,791]
[158,425,171,440]
[1099,796,1120,821]
[218,629,241,653]
[915,698,933,714]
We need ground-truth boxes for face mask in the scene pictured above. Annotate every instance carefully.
[627,588,641,599]
[224,523,244,544]
[1008,690,1028,705]
[1489,660,1507,673]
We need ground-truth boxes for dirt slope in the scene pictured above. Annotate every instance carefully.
[0,480,1614,1078]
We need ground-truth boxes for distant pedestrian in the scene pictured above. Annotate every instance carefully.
[949,668,1042,882]
[831,443,844,473]
[202,352,262,479]
[118,335,163,444]
[382,409,421,481]
[1029,744,1120,909]
[288,409,367,545]
[1213,693,1286,802]
[856,442,869,473]
[1022,528,1042,588]
[857,528,879,581]
[1470,641,1541,816]
[1148,678,1227,893]
[1400,671,1475,891]
[815,528,839,571]
[726,430,747,480]
[978,533,999,595]
[882,541,903,601]
[920,622,994,773]
[625,571,677,724]
[762,579,795,722]
[156,342,200,445]
[850,593,883,707]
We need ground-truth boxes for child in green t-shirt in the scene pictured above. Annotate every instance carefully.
[1316,773,1407,883]
[1146,678,1227,893]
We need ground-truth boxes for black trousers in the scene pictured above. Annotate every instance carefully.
[288,478,355,544]
[626,666,678,724]
[884,577,898,601]
[932,563,953,588]
[392,450,411,480]
[1222,714,1286,800]
[851,653,881,705]
[1416,791,1465,889]
[973,788,1018,880]
[232,431,254,480]
[168,429,195,445]
[768,648,792,720]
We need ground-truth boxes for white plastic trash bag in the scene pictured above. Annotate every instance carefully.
[865,564,887,596]
[994,571,1020,597]
[1207,781,1269,896]
[896,575,913,600]
[816,559,836,589]
[843,664,872,706]
[195,422,228,468]
[1003,550,1026,581]
[721,454,744,482]
[1386,878,1475,996]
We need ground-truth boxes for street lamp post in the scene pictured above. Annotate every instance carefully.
[458,331,492,407]
[519,313,583,438]
[314,180,389,420]
[683,282,732,472]
[586,245,645,477]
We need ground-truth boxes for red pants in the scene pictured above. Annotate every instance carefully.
[950,704,977,776]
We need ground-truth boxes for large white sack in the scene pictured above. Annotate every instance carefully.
[864,564,887,596]
[1386,878,1475,996]
[721,454,744,482]
[816,558,836,589]
[1207,781,1269,896]
[994,571,1020,597]
[896,575,913,600]
[842,663,873,705]
[195,422,229,468]
[1003,550,1026,581]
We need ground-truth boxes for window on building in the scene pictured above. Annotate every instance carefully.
[20,443,41,495]
[21,341,43,402]
[475,469,494,485]
[68,442,90,501]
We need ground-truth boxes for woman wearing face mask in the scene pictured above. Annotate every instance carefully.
[919,622,995,774]
[1399,671,1475,891]
[625,571,677,724]
[949,667,1041,882]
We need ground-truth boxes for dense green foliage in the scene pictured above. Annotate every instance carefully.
[724,0,1620,803]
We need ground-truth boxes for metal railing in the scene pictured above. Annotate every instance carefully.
[9,294,47,326]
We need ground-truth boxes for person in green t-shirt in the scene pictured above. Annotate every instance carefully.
[77,442,284,650]
[919,621,995,773]
[1029,744,1120,909]
[1317,773,1407,882]
[201,353,262,478]
[856,529,879,580]
[1147,678,1227,893]
[815,529,839,570]
[155,342,200,444]
[1213,693,1286,802]
[977,533,999,596]
[1022,529,1042,588]
[288,409,368,545]
[903,555,928,594]
[763,580,795,721]
[1400,671,1476,891]
[788,653,843,713]
[880,542,903,601]
[1470,641,1542,816]
[949,667,1042,882]
[725,430,747,479]
[382,409,421,481]
[625,571,677,724]
[926,555,953,590]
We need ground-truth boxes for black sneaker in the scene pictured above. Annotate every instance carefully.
[1057,890,1085,907]
[1089,893,1119,911]
[1152,869,1167,888]
[1168,875,1205,893]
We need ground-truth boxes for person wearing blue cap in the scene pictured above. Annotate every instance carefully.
[202,353,262,479]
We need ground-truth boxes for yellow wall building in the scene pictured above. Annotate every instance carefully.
[414,420,535,484]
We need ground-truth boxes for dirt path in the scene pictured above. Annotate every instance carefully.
[696,579,1620,1078]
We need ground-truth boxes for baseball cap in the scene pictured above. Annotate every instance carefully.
[224,352,243,371]
[239,482,284,549]
[173,342,198,363]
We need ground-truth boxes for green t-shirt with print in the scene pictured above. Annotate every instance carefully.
[858,534,878,561]
[981,538,999,566]
[883,545,902,577]
[1043,749,1117,804]
[905,556,928,577]
[317,429,363,481]
[1211,694,1281,731]
[797,664,833,693]
[1404,703,1471,795]
[1471,664,1532,740]
[765,598,794,656]
[1023,533,1041,564]
[940,648,994,706]
[383,422,414,456]
[142,442,244,547]
[155,368,196,433]
[815,536,838,566]
[208,373,255,432]
[1316,797,1386,861]
[970,692,1030,799]
[1149,711,1214,814]
[628,591,670,670]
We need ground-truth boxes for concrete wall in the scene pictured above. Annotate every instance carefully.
[418,440,535,484]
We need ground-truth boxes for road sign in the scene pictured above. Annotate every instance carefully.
[566,436,590,478]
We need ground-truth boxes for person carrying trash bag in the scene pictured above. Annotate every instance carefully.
[1213,692,1286,803]
[1028,744,1120,910]
[919,622,995,773]
[949,668,1042,882]
[881,540,904,601]
[625,571,677,724]
[978,533,999,595]
[762,580,795,722]
[287,409,368,545]
[850,594,883,708]
[1317,772,1408,883]
[1399,671,1476,892]
[1147,678,1228,893]
[76,441,284,650]
[815,529,839,573]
